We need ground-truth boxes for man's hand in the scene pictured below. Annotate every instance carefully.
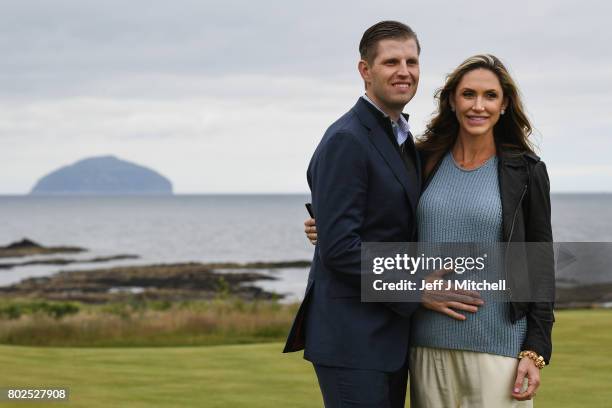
[304,218,317,245]
[511,357,541,401]
[421,268,484,320]
[306,217,483,320]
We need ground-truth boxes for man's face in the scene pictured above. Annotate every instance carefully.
[359,38,420,113]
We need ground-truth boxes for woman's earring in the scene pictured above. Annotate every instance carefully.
[501,109,505,115]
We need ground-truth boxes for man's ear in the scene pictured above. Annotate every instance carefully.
[358,59,370,86]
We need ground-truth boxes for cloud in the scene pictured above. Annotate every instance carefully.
[0,75,363,193]
[0,0,610,192]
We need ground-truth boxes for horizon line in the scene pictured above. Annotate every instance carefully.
[1,191,612,196]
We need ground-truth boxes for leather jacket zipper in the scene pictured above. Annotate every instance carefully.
[505,184,528,300]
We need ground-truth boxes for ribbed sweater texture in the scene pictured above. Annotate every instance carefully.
[411,152,526,358]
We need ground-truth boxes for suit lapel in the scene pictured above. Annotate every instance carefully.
[368,125,419,215]
[352,99,419,216]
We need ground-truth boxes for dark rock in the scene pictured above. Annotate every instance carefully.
[0,254,140,270]
[0,262,280,303]
[196,260,312,269]
[0,239,85,258]
[5,239,42,249]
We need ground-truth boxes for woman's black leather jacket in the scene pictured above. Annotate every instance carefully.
[423,147,555,363]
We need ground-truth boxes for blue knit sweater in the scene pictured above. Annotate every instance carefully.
[410,152,526,358]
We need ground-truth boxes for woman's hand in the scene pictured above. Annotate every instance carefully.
[304,218,317,245]
[421,268,484,320]
[511,357,541,400]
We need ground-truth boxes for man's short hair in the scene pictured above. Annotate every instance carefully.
[359,21,421,64]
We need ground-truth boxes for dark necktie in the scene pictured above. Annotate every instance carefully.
[399,133,419,186]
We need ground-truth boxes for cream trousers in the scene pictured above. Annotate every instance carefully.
[409,347,534,408]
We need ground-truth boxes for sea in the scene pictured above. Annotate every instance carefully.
[1,194,611,301]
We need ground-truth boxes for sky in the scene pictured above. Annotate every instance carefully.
[1,0,611,193]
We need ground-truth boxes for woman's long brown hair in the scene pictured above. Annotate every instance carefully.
[417,54,535,169]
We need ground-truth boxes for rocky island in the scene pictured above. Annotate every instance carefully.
[30,155,173,195]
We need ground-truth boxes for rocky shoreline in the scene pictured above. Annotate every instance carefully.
[0,238,315,303]
[1,239,611,307]
[556,283,612,309]
[0,262,282,303]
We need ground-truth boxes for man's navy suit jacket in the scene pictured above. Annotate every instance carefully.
[283,97,421,372]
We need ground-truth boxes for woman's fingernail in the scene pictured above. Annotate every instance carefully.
[513,387,520,393]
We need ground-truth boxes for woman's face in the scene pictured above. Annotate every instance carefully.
[450,68,507,139]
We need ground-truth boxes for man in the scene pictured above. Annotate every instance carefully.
[283,21,422,407]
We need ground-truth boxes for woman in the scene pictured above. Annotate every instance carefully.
[304,54,554,407]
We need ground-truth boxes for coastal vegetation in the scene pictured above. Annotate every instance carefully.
[0,298,297,347]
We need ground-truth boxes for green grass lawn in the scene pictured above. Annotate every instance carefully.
[0,309,610,407]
